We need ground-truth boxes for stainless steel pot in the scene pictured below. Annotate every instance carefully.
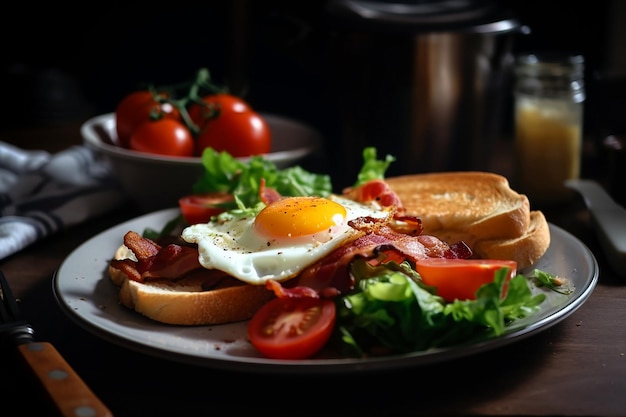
[326,0,525,179]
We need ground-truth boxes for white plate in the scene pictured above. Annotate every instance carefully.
[53,208,598,374]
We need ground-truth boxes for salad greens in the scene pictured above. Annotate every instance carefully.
[530,269,573,295]
[335,259,546,357]
[353,147,396,187]
[192,146,394,208]
[192,147,333,209]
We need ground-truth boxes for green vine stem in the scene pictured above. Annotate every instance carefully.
[147,68,229,137]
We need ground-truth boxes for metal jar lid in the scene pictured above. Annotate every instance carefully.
[326,0,522,34]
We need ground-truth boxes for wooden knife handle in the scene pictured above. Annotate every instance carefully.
[17,342,113,417]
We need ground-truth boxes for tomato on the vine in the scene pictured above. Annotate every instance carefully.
[413,258,518,302]
[188,93,251,124]
[129,118,194,157]
[115,90,179,148]
[189,93,271,157]
[178,192,234,224]
[248,297,336,360]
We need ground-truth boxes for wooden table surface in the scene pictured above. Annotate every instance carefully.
[1,122,625,417]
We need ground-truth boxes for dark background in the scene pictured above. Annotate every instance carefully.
[1,1,617,123]
[1,0,623,184]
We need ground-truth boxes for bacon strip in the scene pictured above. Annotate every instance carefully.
[112,224,470,294]
[124,230,160,259]
[143,244,203,280]
[258,178,282,205]
[111,231,202,282]
[288,225,471,295]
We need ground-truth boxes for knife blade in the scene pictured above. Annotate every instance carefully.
[565,179,626,277]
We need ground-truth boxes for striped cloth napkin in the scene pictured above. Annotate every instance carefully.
[0,141,127,260]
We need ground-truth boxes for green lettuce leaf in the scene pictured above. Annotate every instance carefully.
[335,259,545,357]
[354,147,396,187]
[192,148,332,209]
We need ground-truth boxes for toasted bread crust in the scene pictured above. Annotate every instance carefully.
[472,210,551,270]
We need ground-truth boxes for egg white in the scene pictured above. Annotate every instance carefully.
[181,195,391,284]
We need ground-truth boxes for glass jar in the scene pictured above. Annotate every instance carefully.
[513,53,585,204]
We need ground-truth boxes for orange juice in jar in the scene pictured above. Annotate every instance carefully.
[515,97,583,201]
[514,53,585,203]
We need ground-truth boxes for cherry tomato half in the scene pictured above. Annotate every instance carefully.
[413,258,518,302]
[189,94,271,157]
[115,90,179,148]
[178,192,235,225]
[248,297,336,360]
[129,118,194,157]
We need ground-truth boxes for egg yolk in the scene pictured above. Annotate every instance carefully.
[254,196,347,239]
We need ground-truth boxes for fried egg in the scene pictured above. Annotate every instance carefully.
[181,195,392,284]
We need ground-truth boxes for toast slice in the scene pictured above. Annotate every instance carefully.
[109,245,274,325]
[386,172,550,269]
[386,172,531,239]
[119,275,274,325]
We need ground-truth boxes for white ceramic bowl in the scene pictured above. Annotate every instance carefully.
[82,112,323,212]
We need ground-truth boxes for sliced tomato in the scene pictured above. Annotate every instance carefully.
[178,193,234,224]
[413,258,518,302]
[344,179,403,208]
[248,297,336,360]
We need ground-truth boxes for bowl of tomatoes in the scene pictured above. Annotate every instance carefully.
[81,111,323,212]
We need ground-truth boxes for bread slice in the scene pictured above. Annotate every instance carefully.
[472,211,550,270]
[119,275,274,325]
[386,172,531,239]
[386,172,550,269]
[109,245,274,325]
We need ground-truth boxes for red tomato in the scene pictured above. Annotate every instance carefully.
[188,93,252,126]
[178,193,234,224]
[345,179,403,209]
[248,297,336,360]
[129,118,194,157]
[414,258,518,302]
[115,90,179,148]
[189,94,271,157]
